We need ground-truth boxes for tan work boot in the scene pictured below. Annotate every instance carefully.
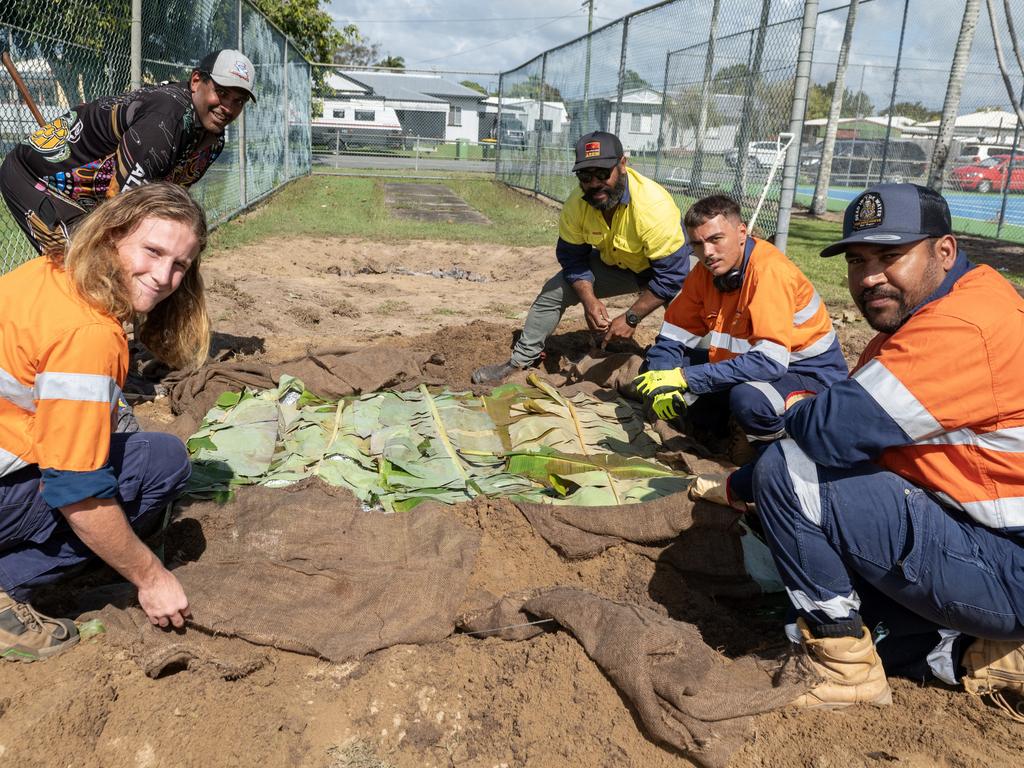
[727,417,758,466]
[0,590,79,662]
[790,618,892,708]
[962,638,1024,721]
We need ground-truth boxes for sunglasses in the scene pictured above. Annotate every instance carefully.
[575,167,613,183]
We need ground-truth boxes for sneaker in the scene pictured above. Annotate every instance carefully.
[471,360,522,385]
[0,590,79,662]
[962,638,1024,721]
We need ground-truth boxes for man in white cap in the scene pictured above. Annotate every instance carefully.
[1,49,256,253]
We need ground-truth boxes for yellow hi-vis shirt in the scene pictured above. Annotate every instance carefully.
[558,166,685,274]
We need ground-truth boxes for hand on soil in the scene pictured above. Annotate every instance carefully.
[138,567,192,629]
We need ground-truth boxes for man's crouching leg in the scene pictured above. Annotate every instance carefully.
[753,440,891,708]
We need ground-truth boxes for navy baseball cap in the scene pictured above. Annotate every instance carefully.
[820,183,952,257]
[572,131,623,171]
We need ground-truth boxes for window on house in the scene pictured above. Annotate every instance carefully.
[333,109,346,119]
[631,113,641,132]
[535,119,553,132]
[448,106,462,126]
[354,110,375,121]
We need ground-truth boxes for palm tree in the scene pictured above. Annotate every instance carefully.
[812,0,860,215]
[928,0,982,191]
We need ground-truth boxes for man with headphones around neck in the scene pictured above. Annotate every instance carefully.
[634,194,848,507]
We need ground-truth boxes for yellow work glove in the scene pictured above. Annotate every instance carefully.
[633,368,689,421]
[632,367,688,400]
[651,390,687,420]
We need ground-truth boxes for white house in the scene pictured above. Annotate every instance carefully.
[320,70,486,143]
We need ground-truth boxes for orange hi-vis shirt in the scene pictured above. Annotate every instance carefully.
[652,237,844,394]
[0,257,126,480]
[850,265,1024,531]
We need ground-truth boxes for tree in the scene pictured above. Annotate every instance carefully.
[621,69,652,91]
[333,23,381,66]
[985,0,1024,128]
[460,80,489,95]
[879,101,942,122]
[253,0,344,64]
[376,55,405,69]
[504,75,562,102]
[928,0,981,190]
[712,63,752,95]
[813,0,860,217]
[805,81,874,120]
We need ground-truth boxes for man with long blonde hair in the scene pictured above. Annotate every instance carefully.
[0,182,209,660]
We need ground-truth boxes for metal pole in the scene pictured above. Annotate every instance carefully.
[654,50,672,180]
[733,7,769,201]
[879,0,910,181]
[534,53,547,195]
[582,0,594,131]
[283,40,289,182]
[130,0,142,90]
[774,0,819,252]
[691,0,721,194]
[996,84,1024,239]
[613,18,630,135]
[496,74,504,179]
[237,0,247,209]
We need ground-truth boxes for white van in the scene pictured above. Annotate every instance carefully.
[313,99,405,151]
[956,143,1016,164]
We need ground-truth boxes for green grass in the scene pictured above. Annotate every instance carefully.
[209,175,559,251]
[784,215,850,307]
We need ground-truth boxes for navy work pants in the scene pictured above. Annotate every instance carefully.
[753,439,1024,646]
[0,432,191,600]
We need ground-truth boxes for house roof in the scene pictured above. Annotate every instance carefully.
[916,110,1018,129]
[338,71,486,103]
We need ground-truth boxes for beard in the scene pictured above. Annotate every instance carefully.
[583,174,626,211]
[855,286,911,334]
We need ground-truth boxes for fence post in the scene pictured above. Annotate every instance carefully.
[878,0,910,182]
[496,74,504,179]
[283,40,289,182]
[534,53,547,195]
[237,0,247,209]
[654,50,672,181]
[613,19,630,135]
[774,0,819,252]
[130,0,142,90]
[997,85,1024,239]
[732,12,768,203]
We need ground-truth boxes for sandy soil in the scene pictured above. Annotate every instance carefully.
[0,234,1017,768]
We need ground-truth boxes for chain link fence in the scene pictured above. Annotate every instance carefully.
[496,0,810,239]
[309,64,501,176]
[0,1,311,275]
[800,0,1024,243]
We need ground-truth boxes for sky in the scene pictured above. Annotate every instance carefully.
[324,0,1021,115]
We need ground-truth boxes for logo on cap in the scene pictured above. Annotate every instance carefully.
[852,193,884,231]
[230,59,250,82]
[584,141,601,158]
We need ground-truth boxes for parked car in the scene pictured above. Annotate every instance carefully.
[800,139,928,186]
[951,154,1024,193]
[955,143,1016,165]
[725,140,785,168]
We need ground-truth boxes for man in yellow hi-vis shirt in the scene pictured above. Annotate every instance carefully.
[472,131,691,385]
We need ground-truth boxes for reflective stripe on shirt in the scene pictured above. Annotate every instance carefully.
[793,292,822,326]
[853,359,942,441]
[0,365,35,412]
[35,372,120,406]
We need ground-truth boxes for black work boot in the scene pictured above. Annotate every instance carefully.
[471,360,522,385]
[0,590,79,662]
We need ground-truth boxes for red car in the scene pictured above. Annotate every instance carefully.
[951,154,1024,193]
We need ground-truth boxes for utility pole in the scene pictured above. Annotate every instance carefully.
[582,0,594,130]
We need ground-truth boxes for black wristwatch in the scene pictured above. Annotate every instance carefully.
[625,310,640,328]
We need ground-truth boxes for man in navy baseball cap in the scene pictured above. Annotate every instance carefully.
[821,183,956,334]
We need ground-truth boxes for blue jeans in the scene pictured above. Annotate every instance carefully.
[0,432,191,600]
[753,439,1024,641]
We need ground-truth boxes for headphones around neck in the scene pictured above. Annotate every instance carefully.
[712,237,751,293]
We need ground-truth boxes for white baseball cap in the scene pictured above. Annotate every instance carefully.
[196,49,256,103]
